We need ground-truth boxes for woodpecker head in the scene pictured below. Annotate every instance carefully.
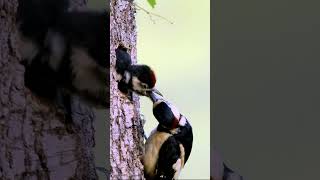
[115,47,157,96]
[148,90,187,129]
[121,64,157,96]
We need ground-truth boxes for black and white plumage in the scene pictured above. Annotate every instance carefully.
[17,0,109,120]
[143,90,193,180]
[115,48,157,98]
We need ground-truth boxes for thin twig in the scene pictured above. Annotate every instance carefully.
[134,3,174,24]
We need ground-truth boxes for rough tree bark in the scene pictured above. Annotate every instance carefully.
[0,0,98,179]
[110,0,145,179]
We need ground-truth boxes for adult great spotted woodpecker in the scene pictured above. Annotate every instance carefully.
[115,48,157,99]
[143,90,193,180]
[17,0,109,121]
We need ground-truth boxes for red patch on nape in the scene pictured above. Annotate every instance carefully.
[171,117,180,129]
[150,69,157,87]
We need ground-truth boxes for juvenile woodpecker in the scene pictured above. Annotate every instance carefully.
[17,0,109,121]
[115,48,157,97]
[143,90,193,180]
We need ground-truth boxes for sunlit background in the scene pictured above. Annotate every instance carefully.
[136,0,210,178]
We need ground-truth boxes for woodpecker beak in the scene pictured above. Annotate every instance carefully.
[148,88,164,103]
[151,88,163,96]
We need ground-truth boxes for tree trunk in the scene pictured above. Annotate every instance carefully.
[0,0,98,179]
[110,0,145,179]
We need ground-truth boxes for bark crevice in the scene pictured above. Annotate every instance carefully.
[110,0,144,179]
[0,0,98,179]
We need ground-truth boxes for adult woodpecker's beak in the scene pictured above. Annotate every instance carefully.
[147,88,164,103]
[151,88,163,96]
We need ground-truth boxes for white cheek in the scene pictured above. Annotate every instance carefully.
[167,102,187,126]
[167,102,180,119]
[179,116,187,126]
[132,76,143,91]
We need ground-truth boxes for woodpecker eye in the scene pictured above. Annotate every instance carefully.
[141,83,148,89]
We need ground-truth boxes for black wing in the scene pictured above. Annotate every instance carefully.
[156,136,181,180]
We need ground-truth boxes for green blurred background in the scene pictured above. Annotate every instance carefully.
[90,0,210,178]
[136,0,210,178]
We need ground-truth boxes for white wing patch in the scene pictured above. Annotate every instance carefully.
[179,115,187,126]
[167,102,180,120]
[172,159,182,179]
[173,144,186,179]
[167,101,188,127]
